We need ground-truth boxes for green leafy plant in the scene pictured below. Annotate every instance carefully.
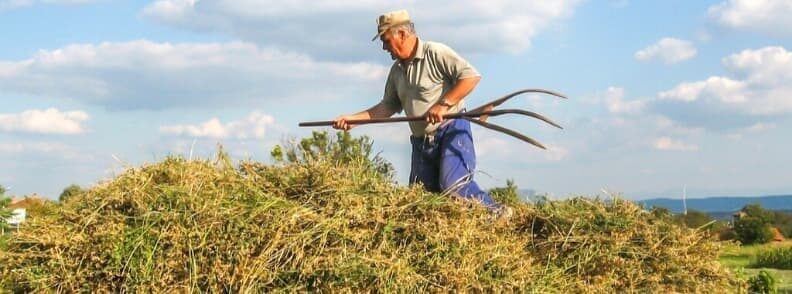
[59,184,83,203]
[488,179,520,206]
[271,130,395,181]
[735,204,776,245]
[753,247,792,270]
[747,270,778,294]
[0,185,12,233]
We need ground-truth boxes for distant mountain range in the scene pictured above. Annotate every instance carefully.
[637,194,792,216]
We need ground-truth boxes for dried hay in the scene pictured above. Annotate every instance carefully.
[0,145,742,292]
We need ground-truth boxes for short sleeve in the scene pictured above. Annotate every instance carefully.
[380,68,403,113]
[434,43,480,81]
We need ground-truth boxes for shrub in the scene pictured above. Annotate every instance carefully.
[753,247,792,270]
[719,228,738,241]
[676,209,715,229]
[747,270,778,294]
[0,191,11,233]
[488,179,520,206]
[59,184,84,203]
[735,216,775,245]
[734,204,776,245]
[271,131,394,181]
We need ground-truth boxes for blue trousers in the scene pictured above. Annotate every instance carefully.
[409,119,498,209]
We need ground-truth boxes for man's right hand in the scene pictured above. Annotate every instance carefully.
[332,116,355,131]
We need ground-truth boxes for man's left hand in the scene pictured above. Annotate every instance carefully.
[426,103,449,124]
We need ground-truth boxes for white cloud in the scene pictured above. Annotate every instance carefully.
[603,87,645,114]
[727,122,776,140]
[0,108,88,135]
[653,116,704,136]
[160,111,276,140]
[0,40,387,110]
[0,141,91,161]
[542,144,569,161]
[141,0,584,58]
[709,0,792,35]
[0,0,97,10]
[658,76,747,103]
[653,137,698,152]
[635,38,697,64]
[656,46,792,116]
[355,124,411,145]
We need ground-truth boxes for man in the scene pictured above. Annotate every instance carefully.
[333,10,507,215]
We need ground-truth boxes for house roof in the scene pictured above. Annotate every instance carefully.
[8,195,45,209]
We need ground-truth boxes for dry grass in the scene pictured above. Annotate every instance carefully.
[0,142,743,292]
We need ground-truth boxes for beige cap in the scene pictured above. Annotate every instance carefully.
[372,9,411,41]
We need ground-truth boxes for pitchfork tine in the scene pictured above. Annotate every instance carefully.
[469,88,567,114]
[479,109,563,129]
[464,117,547,149]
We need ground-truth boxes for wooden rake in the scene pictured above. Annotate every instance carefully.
[299,89,567,149]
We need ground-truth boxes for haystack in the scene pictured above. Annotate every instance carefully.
[0,133,742,292]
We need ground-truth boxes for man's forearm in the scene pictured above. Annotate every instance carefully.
[351,102,397,119]
[442,76,481,105]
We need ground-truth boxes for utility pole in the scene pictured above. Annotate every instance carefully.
[682,185,688,216]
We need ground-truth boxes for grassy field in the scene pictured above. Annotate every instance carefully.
[720,241,792,292]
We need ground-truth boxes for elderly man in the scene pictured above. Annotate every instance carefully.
[334,10,507,214]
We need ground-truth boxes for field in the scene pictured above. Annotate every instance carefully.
[720,241,792,292]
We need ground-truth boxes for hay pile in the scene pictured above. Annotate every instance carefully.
[0,135,741,292]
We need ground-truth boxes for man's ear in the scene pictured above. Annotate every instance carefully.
[397,29,407,41]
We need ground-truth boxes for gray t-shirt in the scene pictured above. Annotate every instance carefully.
[380,39,480,136]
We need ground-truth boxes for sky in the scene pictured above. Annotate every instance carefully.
[1,0,791,200]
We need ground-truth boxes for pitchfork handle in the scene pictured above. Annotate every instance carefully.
[299,112,494,127]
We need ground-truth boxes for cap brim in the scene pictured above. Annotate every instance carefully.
[371,31,384,42]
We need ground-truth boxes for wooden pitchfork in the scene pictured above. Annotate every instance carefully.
[299,89,567,150]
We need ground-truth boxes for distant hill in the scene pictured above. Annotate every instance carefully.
[638,194,792,216]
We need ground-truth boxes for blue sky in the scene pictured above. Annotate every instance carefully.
[1,0,791,200]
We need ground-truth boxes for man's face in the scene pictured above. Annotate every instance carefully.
[380,30,407,60]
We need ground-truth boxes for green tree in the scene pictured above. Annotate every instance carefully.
[734,204,775,245]
[59,184,83,203]
[676,209,715,229]
[771,211,792,239]
[271,131,395,181]
[1,185,12,232]
[648,206,673,221]
[488,179,520,206]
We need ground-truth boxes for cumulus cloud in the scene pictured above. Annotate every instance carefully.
[635,38,697,64]
[653,137,698,152]
[658,77,747,103]
[160,111,276,139]
[0,0,96,10]
[651,46,792,130]
[709,0,792,35]
[603,87,645,114]
[0,141,91,161]
[141,0,584,58]
[0,40,387,110]
[0,108,88,135]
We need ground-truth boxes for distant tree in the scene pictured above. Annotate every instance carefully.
[1,187,11,231]
[734,204,775,245]
[271,131,395,181]
[649,206,673,220]
[772,211,792,239]
[59,184,83,203]
[676,209,715,229]
[489,180,520,206]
